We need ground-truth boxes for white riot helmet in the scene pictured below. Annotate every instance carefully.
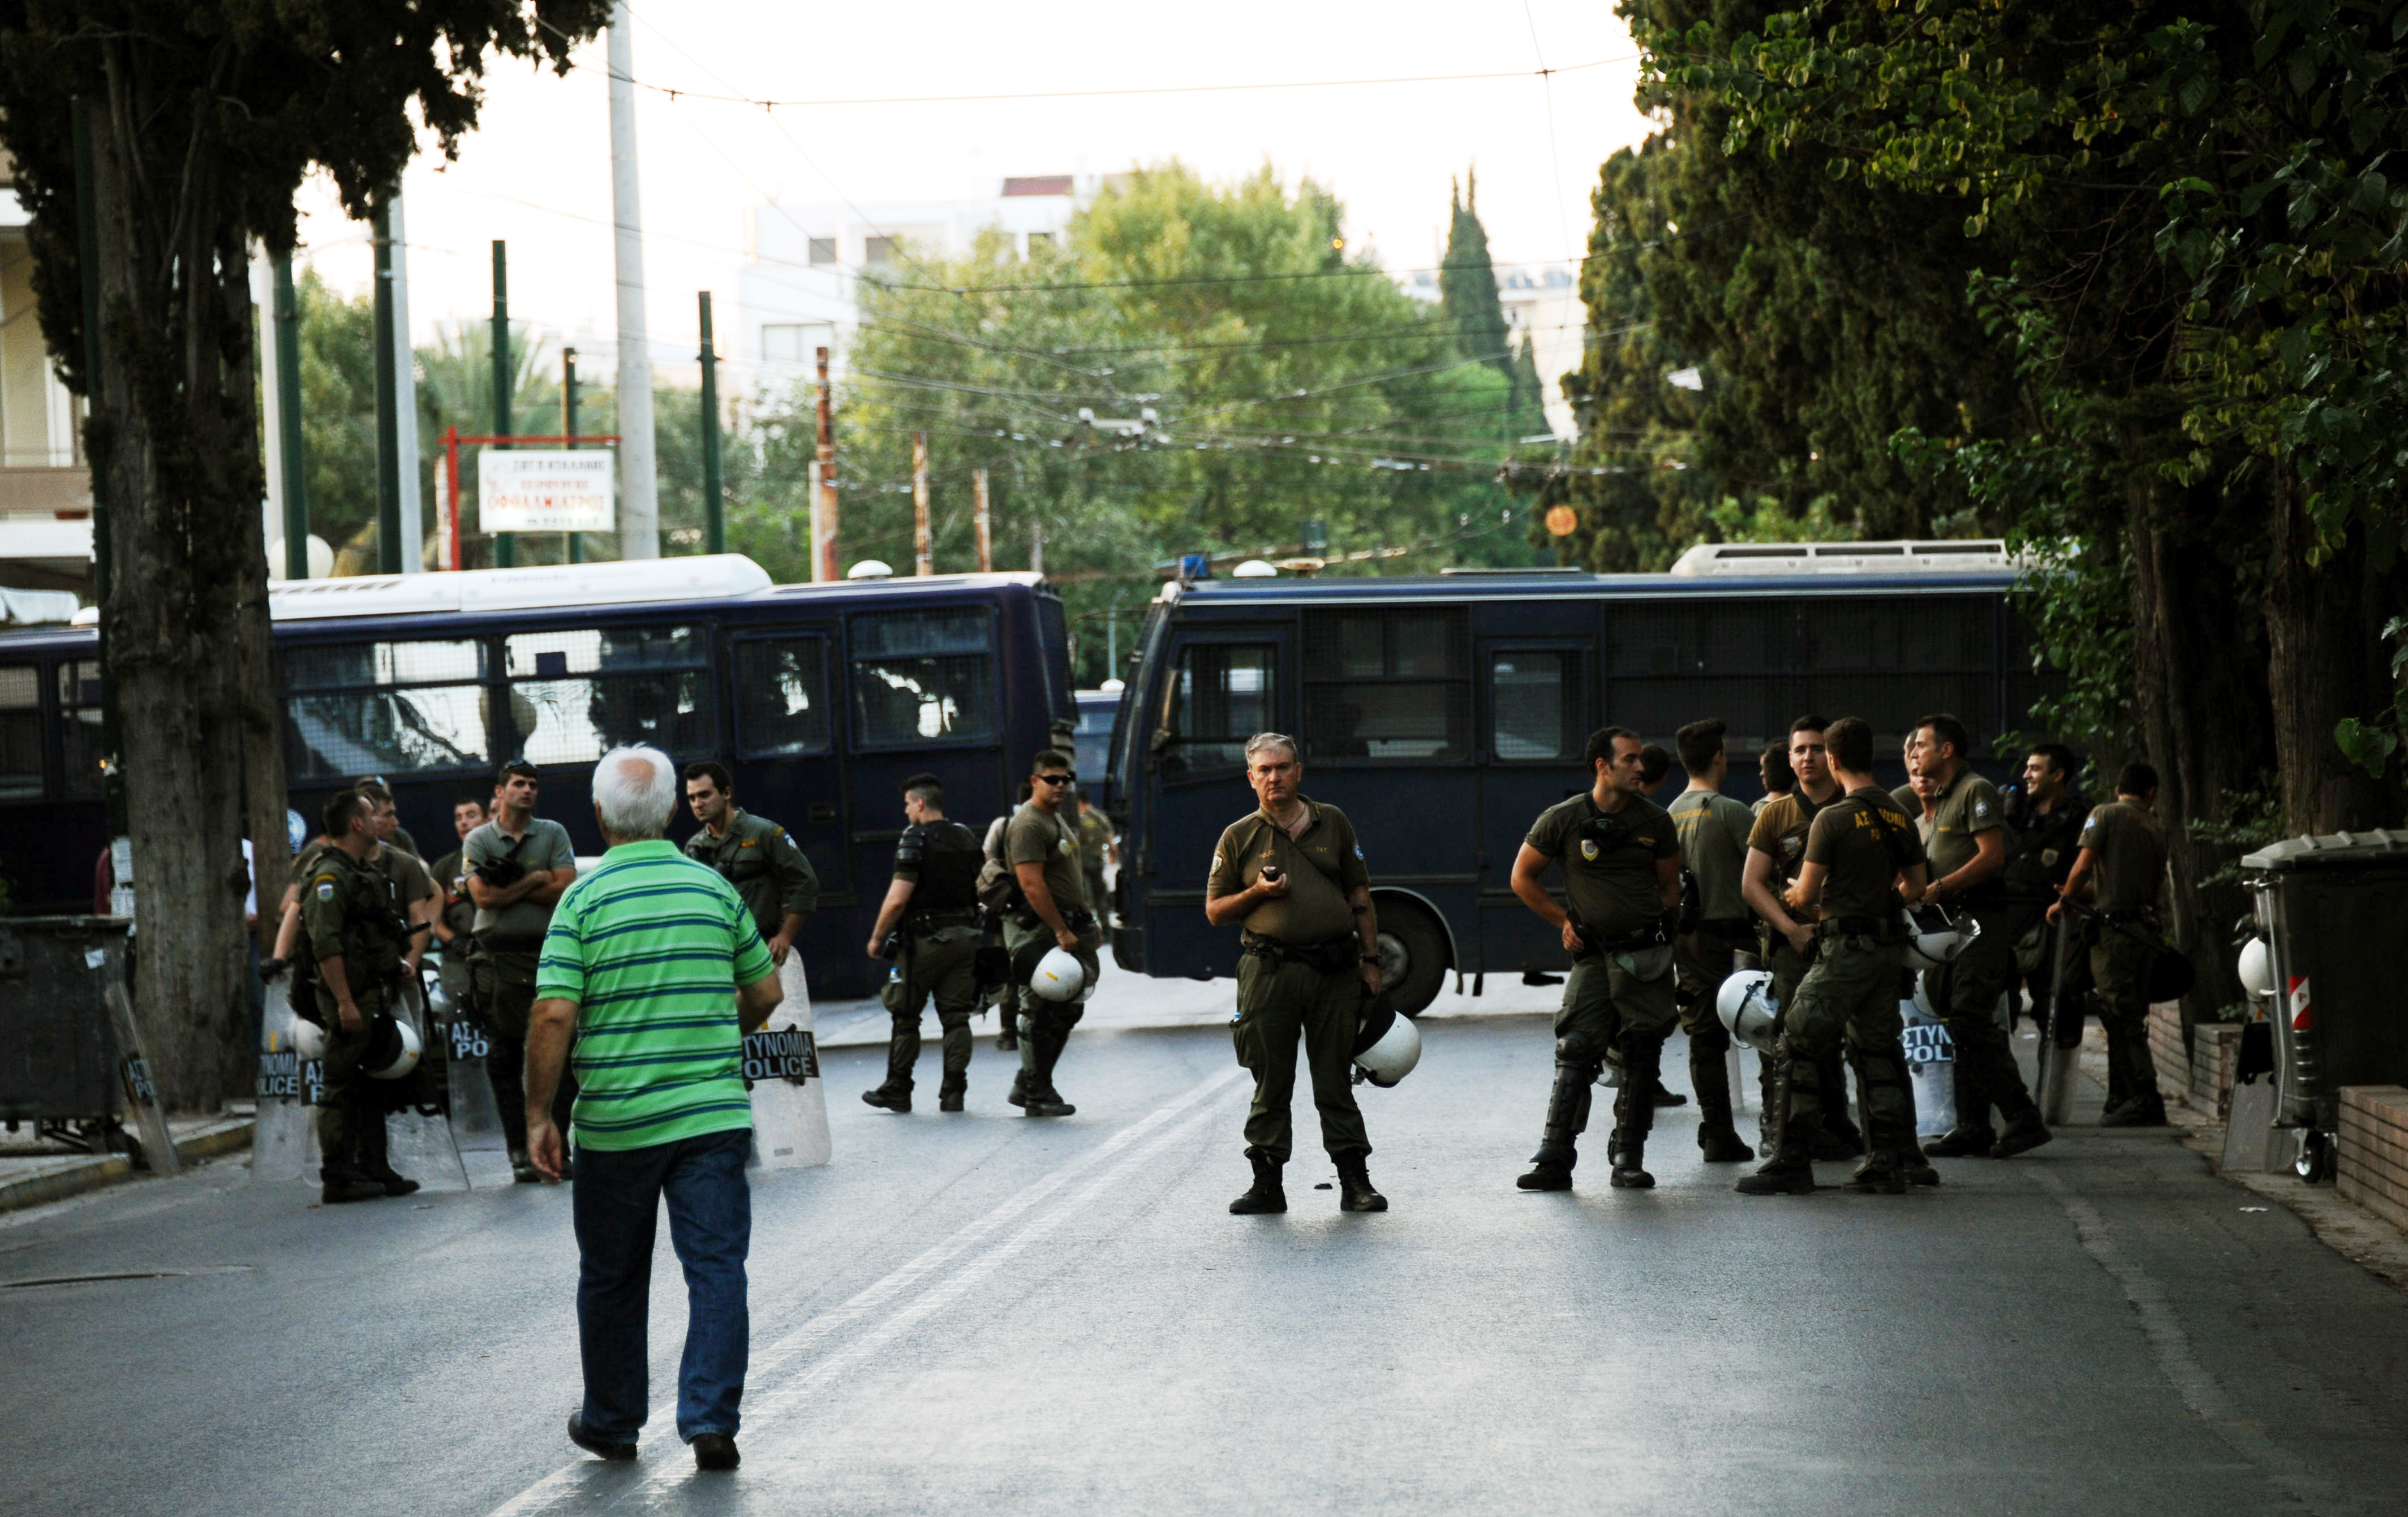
[291,1017,328,1062]
[1716,970,1779,1053]
[1352,993,1422,1088]
[365,1016,423,1080]
[1027,946,1087,1003]
[1901,904,1980,971]
[2237,937,2274,1000]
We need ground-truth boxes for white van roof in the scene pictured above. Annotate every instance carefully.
[1667,540,2015,576]
[265,555,774,621]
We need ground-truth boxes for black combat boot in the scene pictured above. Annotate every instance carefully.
[1991,1107,2054,1158]
[1900,1140,1942,1187]
[1843,1143,1907,1194]
[1229,1149,1287,1214]
[938,1075,967,1114]
[1517,1057,1594,1190]
[1024,1024,1076,1116]
[1336,1154,1388,1212]
[862,1084,911,1113]
[1735,1058,1816,1196]
[355,1114,419,1197]
[2101,1088,2169,1127]
[1692,1038,1753,1162]
[1927,1124,1997,1157]
[1607,1033,1665,1188]
[1609,1132,1654,1188]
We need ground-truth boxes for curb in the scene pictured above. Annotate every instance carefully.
[0,1116,254,1216]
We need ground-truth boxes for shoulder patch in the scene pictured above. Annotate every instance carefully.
[315,881,334,900]
[1973,800,1991,819]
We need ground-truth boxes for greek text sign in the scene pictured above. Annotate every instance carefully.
[480,450,616,533]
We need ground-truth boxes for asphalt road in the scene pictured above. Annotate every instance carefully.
[5,1005,2407,1516]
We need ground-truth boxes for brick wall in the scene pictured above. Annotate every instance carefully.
[2145,1002,2241,1119]
[2337,1086,2408,1231]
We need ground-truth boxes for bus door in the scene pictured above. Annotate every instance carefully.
[1477,637,1596,976]
[1133,627,1288,980]
[721,624,850,937]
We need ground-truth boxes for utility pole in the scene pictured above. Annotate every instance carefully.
[271,255,309,580]
[698,292,725,555]
[912,432,932,576]
[1030,520,1044,576]
[388,192,423,573]
[562,346,580,564]
[607,2,660,559]
[371,191,402,574]
[490,240,514,568]
[973,468,992,572]
[814,345,838,582]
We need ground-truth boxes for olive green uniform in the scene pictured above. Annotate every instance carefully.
[298,847,411,1187]
[1208,798,1374,1164]
[1769,787,1926,1168]
[1521,792,1680,1176]
[1004,803,1100,1104]
[2081,798,2170,1106]
[875,818,986,1100]
[1746,792,1868,1153]
[463,816,577,1161]
[1670,789,1756,1147]
[684,807,820,946]
[1915,767,2037,1136]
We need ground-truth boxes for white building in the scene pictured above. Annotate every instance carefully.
[738,173,1123,382]
[0,150,96,599]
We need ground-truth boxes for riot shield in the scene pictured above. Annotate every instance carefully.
[380,980,468,1192]
[746,954,831,1169]
[1901,988,1958,1137]
[442,1003,508,1156]
[249,975,312,1185]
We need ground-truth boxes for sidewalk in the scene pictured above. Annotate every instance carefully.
[0,1113,255,1214]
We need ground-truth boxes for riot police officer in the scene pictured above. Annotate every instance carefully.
[682,762,819,968]
[1205,732,1386,1214]
[1003,749,1100,1118]
[1667,718,1757,1162]
[1508,726,1682,1192]
[861,773,986,1113]
[2051,761,2172,1126]
[1738,717,1929,1195]
[299,790,418,1204]
[2005,745,2102,1092]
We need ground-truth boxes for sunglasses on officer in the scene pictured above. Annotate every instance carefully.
[1035,772,1073,787]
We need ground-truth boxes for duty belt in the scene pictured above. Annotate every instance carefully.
[1241,934,1360,973]
[1814,915,1898,941]
[2099,907,2158,925]
[907,910,983,932]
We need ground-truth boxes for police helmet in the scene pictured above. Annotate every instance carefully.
[1716,970,1780,1053]
[1027,946,1086,1003]
[2237,937,2274,1000]
[1901,904,1981,971]
[364,1015,423,1080]
[1351,992,1422,1087]
[291,1016,328,1062]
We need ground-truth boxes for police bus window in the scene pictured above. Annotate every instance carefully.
[284,639,490,781]
[1301,608,1468,762]
[733,637,831,756]
[849,607,997,747]
[57,661,104,799]
[1491,652,1581,761]
[1162,643,1274,773]
[505,626,713,765]
[0,665,40,799]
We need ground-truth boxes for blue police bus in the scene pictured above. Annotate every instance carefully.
[1105,540,2057,1014]
[0,555,1074,1001]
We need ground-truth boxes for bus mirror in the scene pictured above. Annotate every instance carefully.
[1149,728,1173,757]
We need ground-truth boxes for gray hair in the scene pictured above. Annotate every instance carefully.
[593,745,678,840]
[1244,732,1300,764]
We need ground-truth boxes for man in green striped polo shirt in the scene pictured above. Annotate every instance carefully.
[526,746,784,1475]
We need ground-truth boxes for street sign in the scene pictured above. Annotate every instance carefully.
[479,449,615,533]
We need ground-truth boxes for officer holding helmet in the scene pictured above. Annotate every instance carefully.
[1003,748,1099,1118]
[1508,725,1682,1192]
[299,790,419,1204]
[1205,732,1386,1216]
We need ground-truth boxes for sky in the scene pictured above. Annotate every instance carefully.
[292,0,1656,397]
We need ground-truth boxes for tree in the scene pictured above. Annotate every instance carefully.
[0,1,610,1109]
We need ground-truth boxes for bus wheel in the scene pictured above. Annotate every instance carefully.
[1374,899,1448,1018]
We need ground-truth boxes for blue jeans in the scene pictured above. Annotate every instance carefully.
[571,1126,752,1443]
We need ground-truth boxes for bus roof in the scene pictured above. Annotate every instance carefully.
[1155,563,2022,608]
[260,556,1049,622]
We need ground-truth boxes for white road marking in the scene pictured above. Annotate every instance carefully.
[489,1065,1246,1516]
[2032,1169,2340,1515]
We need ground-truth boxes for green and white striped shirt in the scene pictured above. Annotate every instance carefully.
[535,839,775,1152]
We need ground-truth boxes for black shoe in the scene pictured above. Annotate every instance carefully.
[1698,1124,1754,1162]
[1337,1158,1388,1212]
[1007,1073,1029,1109]
[996,1027,1018,1052]
[1927,1127,1997,1157]
[1650,1088,1689,1108]
[2101,1094,2169,1128]
[1609,1162,1655,1190]
[1231,1152,1287,1214]
[1992,1110,2055,1158]
[320,1176,386,1204]
[1843,1150,1907,1194]
[861,1086,911,1113]
[692,1433,739,1471]
[508,1149,540,1184]
[939,1087,965,1113]
[567,1414,637,1461]
[1735,1158,1815,1196]
[373,1172,421,1197]
[1516,1157,1575,1191]
[1024,1092,1076,1117]
[1902,1150,1943,1187]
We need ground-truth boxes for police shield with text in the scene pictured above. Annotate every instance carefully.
[861,773,987,1113]
[1509,726,1684,1192]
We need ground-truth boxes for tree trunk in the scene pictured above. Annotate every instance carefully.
[2263,469,2400,835]
[87,47,272,1113]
